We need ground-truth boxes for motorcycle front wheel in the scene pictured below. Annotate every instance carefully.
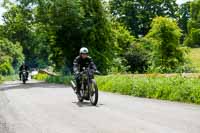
[23,76,26,84]
[78,88,84,102]
[89,79,98,106]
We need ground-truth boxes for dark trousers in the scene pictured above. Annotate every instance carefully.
[75,75,81,92]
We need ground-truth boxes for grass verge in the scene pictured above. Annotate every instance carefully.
[32,73,72,84]
[96,75,200,104]
[0,75,3,83]
[189,48,200,72]
[0,75,18,84]
[33,73,200,104]
[2,75,18,81]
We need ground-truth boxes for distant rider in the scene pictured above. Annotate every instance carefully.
[19,62,29,80]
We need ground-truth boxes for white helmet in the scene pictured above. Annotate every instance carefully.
[80,47,89,54]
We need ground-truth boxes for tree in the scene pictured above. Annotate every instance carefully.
[146,17,187,73]
[109,21,135,73]
[79,0,116,73]
[124,40,149,73]
[109,0,178,37]
[178,2,191,35]
[184,0,200,47]
[111,21,135,54]
[1,2,52,68]
[177,2,191,43]
[2,0,116,73]
[0,37,24,75]
[40,0,117,73]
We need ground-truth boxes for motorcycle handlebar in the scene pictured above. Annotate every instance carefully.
[79,70,101,75]
[94,70,101,75]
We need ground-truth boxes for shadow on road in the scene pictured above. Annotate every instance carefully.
[72,101,104,108]
[0,81,67,92]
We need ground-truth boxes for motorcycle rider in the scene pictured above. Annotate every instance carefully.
[73,47,97,94]
[19,62,29,80]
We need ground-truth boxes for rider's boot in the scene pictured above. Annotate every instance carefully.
[76,83,81,95]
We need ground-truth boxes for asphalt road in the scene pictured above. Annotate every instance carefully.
[0,80,200,133]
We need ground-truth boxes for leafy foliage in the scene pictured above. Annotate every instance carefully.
[32,73,72,84]
[124,39,150,73]
[109,21,135,73]
[3,0,116,73]
[0,0,197,75]
[184,0,200,47]
[46,76,72,84]
[177,2,191,43]
[1,3,51,68]
[32,73,49,81]
[0,75,3,83]
[109,0,178,37]
[0,37,24,75]
[146,17,188,73]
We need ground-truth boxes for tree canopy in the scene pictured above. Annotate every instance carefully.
[109,0,178,37]
[0,0,199,74]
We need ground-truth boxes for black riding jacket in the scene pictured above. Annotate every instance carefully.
[19,65,29,72]
[73,56,96,74]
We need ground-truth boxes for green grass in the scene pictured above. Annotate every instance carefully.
[2,75,18,81]
[189,48,200,72]
[0,75,18,84]
[32,72,200,104]
[0,75,3,83]
[46,75,72,84]
[96,75,200,104]
[32,73,72,84]
[32,73,49,80]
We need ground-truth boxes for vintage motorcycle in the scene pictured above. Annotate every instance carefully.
[71,67,100,106]
[22,70,28,84]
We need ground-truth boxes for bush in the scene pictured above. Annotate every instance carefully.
[0,62,15,75]
[0,75,3,83]
[108,21,135,73]
[184,28,200,47]
[33,73,72,85]
[32,73,49,80]
[124,39,150,73]
[96,75,200,104]
[184,0,200,47]
[46,76,72,84]
[3,75,18,81]
[146,16,188,73]
[109,57,130,74]
[0,38,24,72]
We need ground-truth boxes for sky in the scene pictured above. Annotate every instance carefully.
[0,0,192,24]
[177,0,192,4]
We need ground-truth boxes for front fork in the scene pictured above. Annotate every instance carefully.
[70,80,76,92]
[71,77,92,99]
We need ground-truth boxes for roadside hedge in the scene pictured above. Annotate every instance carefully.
[96,75,200,104]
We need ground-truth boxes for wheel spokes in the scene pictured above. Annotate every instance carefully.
[90,83,95,102]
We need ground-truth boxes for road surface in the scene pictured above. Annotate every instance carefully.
[0,80,200,133]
